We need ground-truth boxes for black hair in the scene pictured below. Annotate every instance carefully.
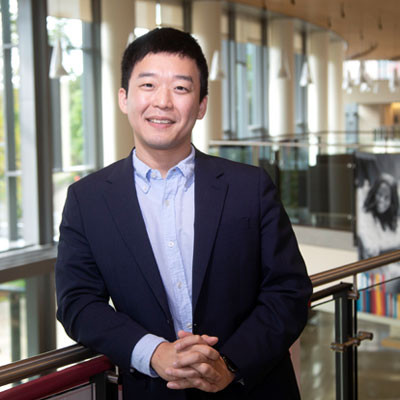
[364,173,399,231]
[120,27,208,102]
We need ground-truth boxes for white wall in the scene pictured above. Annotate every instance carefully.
[358,104,385,131]
[299,243,358,276]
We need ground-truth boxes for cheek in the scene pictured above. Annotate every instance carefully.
[179,101,200,120]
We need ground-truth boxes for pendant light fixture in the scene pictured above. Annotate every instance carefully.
[389,67,400,92]
[277,49,290,79]
[299,31,312,87]
[49,37,68,79]
[209,50,225,81]
[359,61,373,93]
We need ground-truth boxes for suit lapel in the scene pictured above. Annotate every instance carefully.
[192,151,228,312]
[102,154,172,321]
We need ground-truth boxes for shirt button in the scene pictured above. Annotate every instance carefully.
[142,185,148,191]
[168,241,174,248]
[177,282,182,289]
[151,172,157,178]
[186,323,192,329]
[165,200,170,207]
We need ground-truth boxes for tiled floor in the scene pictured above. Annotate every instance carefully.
[300,308,400,400]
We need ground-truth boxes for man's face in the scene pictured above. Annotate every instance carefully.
[118,52,207,155]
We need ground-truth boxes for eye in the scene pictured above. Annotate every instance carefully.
[141,83,154,89]
[175,85,189,93]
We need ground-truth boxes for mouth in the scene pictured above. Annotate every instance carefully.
[146,118,175,125]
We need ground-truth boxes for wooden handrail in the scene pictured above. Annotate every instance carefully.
[310,249,400,287]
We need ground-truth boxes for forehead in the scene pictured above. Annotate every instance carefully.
[131,52,200,82]
[377,182,391,194]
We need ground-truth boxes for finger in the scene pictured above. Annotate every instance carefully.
[174,345,220,366]
[177,330,194,338]
[177,331,219,347]
[164,366,201,380]
[171,356,221,382]
[175,334,208,351]
[190,362,221,382]
[167,377,216,392]
[177,330,192,339]
[201,334,219,346]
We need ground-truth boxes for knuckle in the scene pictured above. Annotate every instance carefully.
[199,363,211,375]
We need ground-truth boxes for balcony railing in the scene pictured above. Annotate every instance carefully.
[210,132,400,231]
[0,249,399,399]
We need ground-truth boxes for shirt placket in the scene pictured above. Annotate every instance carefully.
[163,173,193,333]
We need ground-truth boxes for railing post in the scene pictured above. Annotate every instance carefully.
[10,291,21,362]
[333,283,357,400]
[91,371,119,400]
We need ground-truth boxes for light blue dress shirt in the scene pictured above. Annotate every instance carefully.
[130,147,195,376]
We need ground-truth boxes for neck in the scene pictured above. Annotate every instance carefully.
[135,145,192,178]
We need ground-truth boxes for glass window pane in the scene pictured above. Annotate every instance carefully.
[0,279,27,365]
[0,0,21,252]
[47,14,99,240]
[300,300,335,400]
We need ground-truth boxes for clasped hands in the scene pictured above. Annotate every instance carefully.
[150,330,235,392]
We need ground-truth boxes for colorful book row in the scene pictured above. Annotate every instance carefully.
[357,272,400,319]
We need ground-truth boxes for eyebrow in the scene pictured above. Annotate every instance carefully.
[137,72,193,83]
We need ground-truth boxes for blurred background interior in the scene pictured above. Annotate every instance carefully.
[0,0,400,398]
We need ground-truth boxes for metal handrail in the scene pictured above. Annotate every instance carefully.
[210,139,400,150]
[0,344,95,386]
[1,249,400,388]
[311,249,400,287]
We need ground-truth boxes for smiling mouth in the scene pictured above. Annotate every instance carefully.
[147,118,175,125]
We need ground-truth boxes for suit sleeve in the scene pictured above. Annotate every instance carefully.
[56,184,149,371]
[219,168,312,389]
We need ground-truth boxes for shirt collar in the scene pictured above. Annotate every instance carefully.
[132,146,195,193]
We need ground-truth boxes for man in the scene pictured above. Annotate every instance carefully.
[56,28,312,399]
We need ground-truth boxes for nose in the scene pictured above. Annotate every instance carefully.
[153,86,173,109]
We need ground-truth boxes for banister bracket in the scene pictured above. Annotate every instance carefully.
[330,331,373,353]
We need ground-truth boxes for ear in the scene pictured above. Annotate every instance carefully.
[197,96,208,120]
[118,88,128,114]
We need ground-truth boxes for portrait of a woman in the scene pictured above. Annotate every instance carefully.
[357,173,400,293]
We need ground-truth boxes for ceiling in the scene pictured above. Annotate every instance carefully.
[232,0,400,60]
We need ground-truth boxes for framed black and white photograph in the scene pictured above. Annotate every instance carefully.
[355,152,400,316]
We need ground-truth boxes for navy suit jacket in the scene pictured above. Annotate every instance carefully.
[56,149,312,399]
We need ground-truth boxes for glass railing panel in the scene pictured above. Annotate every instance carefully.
[210,141,355,231]
[0,279,27,366]
[0,269,72,369]
[356,276,400,399]
[278,145,310,226]
[45,383,94,399]
[300,298,336,400]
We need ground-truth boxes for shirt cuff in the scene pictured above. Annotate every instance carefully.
[131,334,167,377]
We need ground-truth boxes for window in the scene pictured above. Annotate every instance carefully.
[0,0,21,252]
[294,52,308,134]
[221,11,268,140]
[47,0,102,239]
